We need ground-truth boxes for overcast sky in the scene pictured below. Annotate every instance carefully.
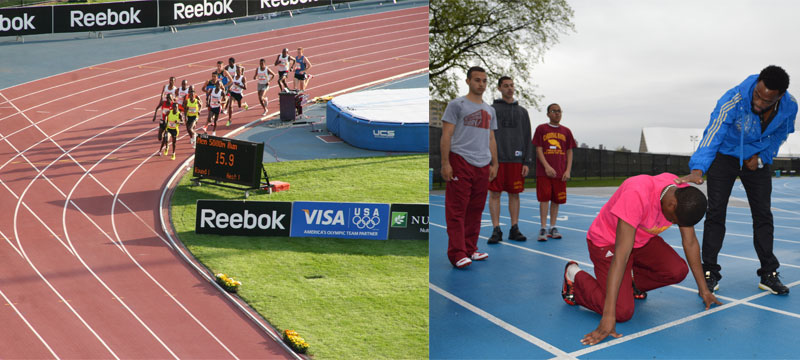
[497,0,800,151]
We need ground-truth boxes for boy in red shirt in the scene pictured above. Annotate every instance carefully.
[562,173,721,345]
[532,103,576,241]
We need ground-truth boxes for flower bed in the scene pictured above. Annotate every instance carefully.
[283,329,310,354]
[215,273,242,293]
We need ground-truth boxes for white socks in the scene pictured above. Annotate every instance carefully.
[566,263,582,282]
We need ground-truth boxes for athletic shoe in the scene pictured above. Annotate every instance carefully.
[157,151,162,156]
[222,109,227,115]
[226,120,231,127]
[538,228,547,242]
[163,148,168,156]
[759,272,789,295]
[633,281,647,300]
[549,227,562,239]
[201,125,208,133]
[705,271,720,293]
[192,142,196,149]
[562,261,578,305]
[212,131,216,136]
[455,257,472,269]
[508,224,527,241]
[243,103,249,110]
[171,153,176,160]
[263,109,268,116]
[471,252,488,261]
[487,227,502,244]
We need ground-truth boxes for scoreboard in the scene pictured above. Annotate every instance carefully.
[193,134,264,188]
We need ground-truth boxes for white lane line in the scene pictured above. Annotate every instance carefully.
[0,227,22,258]
[0,7,425,96]
[0,18,426,125]
[4,95,174,358]
[432,213,800,357]
[84,109,99,112]
[0,288,60,359]
[59,121,238,358]
[0,31,426,145]
[430,283,575,359]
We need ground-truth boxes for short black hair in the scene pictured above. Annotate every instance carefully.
[467,66,486,80]
[674,186,707,227]
[229,57,235,63]
[546,103,559,113]
[758,65,790,93]
[497,76,512,88]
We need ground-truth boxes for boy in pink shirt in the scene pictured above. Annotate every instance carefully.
[562,173,721,345]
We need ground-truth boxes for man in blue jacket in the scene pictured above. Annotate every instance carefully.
[677,65,797,295]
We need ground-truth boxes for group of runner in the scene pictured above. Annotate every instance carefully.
[150,48,313,160]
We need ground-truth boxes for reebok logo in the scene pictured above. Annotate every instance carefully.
[605,250,614,258]
[70,8,141,27]
[0,14,35,31]
[174,0,233,20]
[199,209,285,230]
[260,0,319,9]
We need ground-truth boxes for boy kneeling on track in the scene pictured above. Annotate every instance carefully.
[561,173,722,345]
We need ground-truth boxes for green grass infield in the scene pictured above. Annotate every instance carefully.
[171,154,428,359]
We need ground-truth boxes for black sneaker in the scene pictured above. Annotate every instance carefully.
[633,281,647,300]
[759,272,790,295]
[705,271,719,293]
[508,224,527,242]
[537,228,547,242]
[487,227,502,244]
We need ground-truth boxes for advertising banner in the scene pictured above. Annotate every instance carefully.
[196,200,292,236]
[388,204,428,240]
[53,1,157,33]
[0,5,52,36]
[247,0,350,15]
[290,201,390,240]
[159,0,247,26]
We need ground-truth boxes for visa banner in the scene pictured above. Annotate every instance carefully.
[290,201,390,240]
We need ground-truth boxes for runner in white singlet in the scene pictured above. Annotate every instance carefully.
[253,58,276,116]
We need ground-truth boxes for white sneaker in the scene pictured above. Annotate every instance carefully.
[262,109,268,116]
[212,131,216,136]
[471,252,489,261]
[455,257,472,269]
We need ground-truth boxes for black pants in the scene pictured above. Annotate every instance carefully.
[702,153,779,278]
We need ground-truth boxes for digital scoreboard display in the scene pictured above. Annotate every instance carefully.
[193,134,264,188]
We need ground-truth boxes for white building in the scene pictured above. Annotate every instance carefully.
[639,127,800,158]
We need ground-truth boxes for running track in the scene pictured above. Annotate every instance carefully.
[0,6,427,359]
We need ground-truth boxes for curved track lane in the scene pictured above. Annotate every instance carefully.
[0,6,428,358]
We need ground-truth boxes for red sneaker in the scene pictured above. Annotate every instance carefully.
[470,252,488,261]
[562,261,578,305]
[455,257,472,269]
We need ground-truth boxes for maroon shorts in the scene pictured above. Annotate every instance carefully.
[536,176,566,203]
[488,162,525,194]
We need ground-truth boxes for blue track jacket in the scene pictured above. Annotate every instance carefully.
[689,74,798,173]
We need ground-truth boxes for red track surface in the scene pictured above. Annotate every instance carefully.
[0,6,427,359]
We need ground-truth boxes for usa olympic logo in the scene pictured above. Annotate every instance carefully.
[352,212,381,230]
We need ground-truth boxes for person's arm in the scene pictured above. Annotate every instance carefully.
[252,68,258,81]
[536,146,556,178]
[581,218,634,346]
[274,56,281,66]
[304,57,312,71]
[267,67,276,81]
[241,77,247,90]
[289,56,296,71]
[152,101,162,122]
[440,122,456,181]
[677,89,741,185]
[679,226,723,310]
[489,130,499,181]
[563,148,573,181]
[522,110,532,177]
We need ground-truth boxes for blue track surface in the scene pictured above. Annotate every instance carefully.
[430,177,800,359]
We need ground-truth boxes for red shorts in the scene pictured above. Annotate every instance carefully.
[488,162,525,194]
[536,176,566,203]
